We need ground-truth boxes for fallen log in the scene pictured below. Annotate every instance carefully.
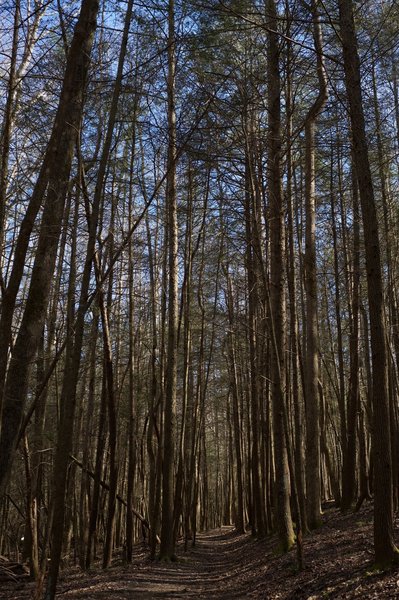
[69,455,152,533]
[0,557,29,582]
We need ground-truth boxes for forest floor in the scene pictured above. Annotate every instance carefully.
[4,502,399,599]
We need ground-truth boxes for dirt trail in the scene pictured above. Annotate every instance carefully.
[5,527,258,599]
[124,528,249,599]
[5,506,399,599]
[60,527,254,599]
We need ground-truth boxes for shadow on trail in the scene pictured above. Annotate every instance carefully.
[57,526,262,599]
[7,505,398,599]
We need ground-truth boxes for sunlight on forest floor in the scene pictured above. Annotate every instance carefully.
[4,506,399,599]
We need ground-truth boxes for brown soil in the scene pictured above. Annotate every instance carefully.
[4,503,399,599]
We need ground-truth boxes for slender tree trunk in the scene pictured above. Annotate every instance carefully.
[100,278,118,570]
[86,366,107,569]
[267,0,295,552]
[22,434,39,579]
[303,0,328,529]
[126,98,139,564]
[225,272,245,533]
[330,180,347,465]
[0,0,46,277]
[341,165,360,510]
[0,0,20,264]
[173,171,192,542]
[244,152,265,538]
[286,36,307,532]
[144,203,161,560]
[78,312,99,567]
[159,0,178,561]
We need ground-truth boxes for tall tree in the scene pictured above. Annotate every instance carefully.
[338,0,399,566]
[159,0,178,562]
[267,0,295,552]
[0,0,100,498]
[303,0,328,529]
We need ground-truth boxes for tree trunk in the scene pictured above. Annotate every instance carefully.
[0,0,20,263]
[225,272,245,533]
[159,0,178,562]
[0,0,99,501]
[126,97,139,564]
[338,0,398,567]
[303,0,328,529]
[341,164,360,510]
[286,34,307,532]
[267,0,295,552]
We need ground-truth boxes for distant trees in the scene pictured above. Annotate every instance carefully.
[0,0,398,596]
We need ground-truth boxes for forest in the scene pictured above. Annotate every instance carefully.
[0,0,399,598]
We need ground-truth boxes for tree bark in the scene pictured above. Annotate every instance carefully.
[0,0,99,500]
[341,164,360,510]
[338,0,398,567]
[303,0,328,529]
[0,0,20,264]
[159,0,178,561]
[267,0,295,552]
